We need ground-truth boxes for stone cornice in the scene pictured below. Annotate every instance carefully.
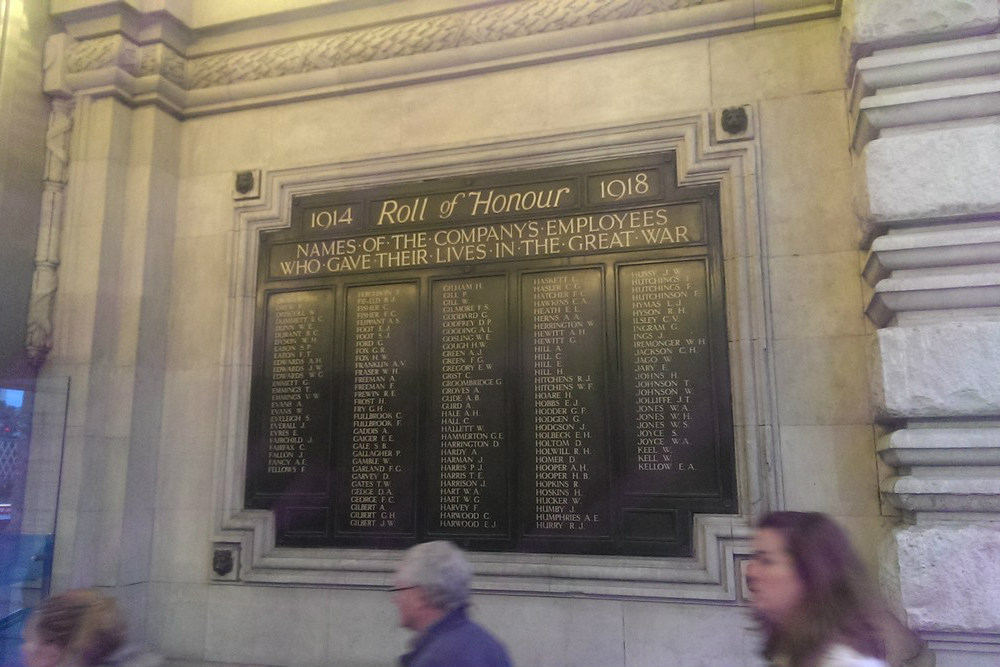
[44,0,841,117]
[863,226,1000,326]
[850,34,1000,153]
[878,426,1000,516]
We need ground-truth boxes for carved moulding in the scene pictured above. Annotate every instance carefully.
[849,34,1000,154]
[863,226,1000,327]
[212,110,779,600]
[25,97,75,368]
[852,36,1000,327]
[878,425,1000,516]
[44,0,841,118]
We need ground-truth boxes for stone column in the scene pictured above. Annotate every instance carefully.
[846,2,1000,665]
[33,90,181,634]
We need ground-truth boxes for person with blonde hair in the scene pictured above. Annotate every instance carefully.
[21,589,161,667]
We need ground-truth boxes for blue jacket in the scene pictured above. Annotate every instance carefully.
[401,606,512,667]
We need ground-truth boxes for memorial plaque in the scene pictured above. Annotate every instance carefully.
[246,152,736,555]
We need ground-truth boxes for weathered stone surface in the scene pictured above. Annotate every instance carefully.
[858,124,1000,228]
[887,523,1000,632]
[871,322,1000,419]
[878,427,1000,467]
[883,475,1000,513]
[848,0,999,53]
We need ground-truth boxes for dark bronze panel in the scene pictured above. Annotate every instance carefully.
[266,203,703,279]
[246,152,736,555]
[622,509,678,541]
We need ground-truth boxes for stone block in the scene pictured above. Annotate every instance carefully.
[882,474,1000,513]
[878,426,1000,467]
[174,173,233,239]
[847,0,999,54]
[877,427,1000,515]
[165,235,230,370]
[768,251,867,339]
[859,124,1000,229]
[147,583,209,662]
[871,322,1000,419]
[150,508,213,583]
[325,589,402,666]
[850,35,1000,152]
[774,336,873,425]
[864,226,1000,284]
[867,268,1000,327]
[779,425,880,516]
[711,18,842,105]
[204,585,333,666]
[885,522,1000,633]
[622,600,757,666]
[477,595,625,667]
[760,91,859,256]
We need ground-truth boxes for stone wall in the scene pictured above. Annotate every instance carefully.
[22,1,945,665]
[847,0,1000,664]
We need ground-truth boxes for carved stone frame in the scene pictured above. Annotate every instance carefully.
[214,109,778,600]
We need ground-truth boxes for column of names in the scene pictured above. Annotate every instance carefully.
[258,291,332,497]
[622,261,717,495]
[430,277,508,536]
[341,284,417,532]
[525,270,608,536]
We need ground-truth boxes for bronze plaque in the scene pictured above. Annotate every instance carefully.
[246,153,736,556]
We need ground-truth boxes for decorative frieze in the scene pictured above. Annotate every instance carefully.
[65,34,126,73]
[44,0,838,116]
[142,43,185,87]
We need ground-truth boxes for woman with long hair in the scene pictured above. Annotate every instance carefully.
[746,512,928,667]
